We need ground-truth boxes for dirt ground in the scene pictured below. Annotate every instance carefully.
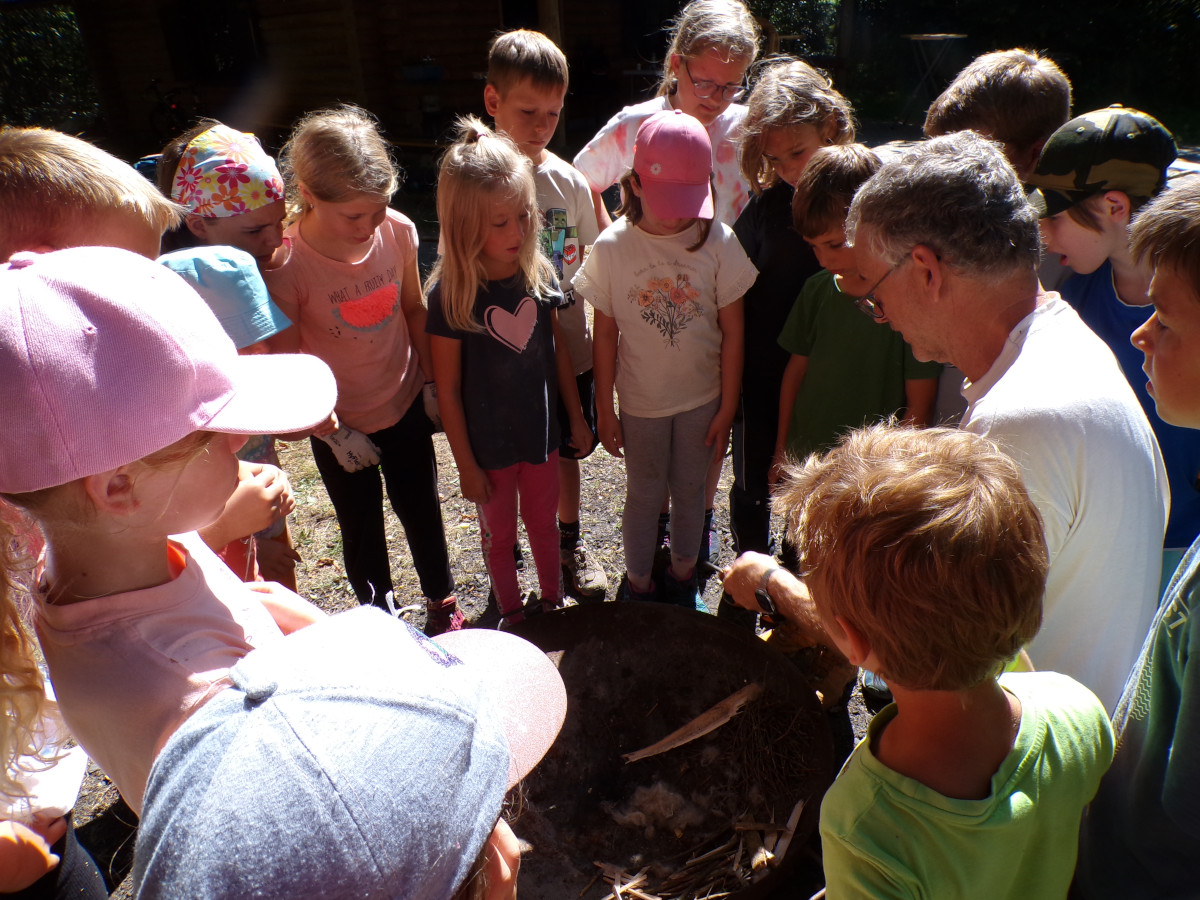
[71,433,873,897]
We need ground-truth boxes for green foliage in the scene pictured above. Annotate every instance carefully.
[747,0,841,58]
[0,4,100,130]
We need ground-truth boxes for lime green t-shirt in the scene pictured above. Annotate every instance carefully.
[819,672,1113,899]
[777,270,942,460]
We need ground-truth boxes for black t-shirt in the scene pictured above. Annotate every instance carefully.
[426,276,564,470]
[733,182,821,398]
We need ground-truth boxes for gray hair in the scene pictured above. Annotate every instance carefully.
[845,131,1040,277]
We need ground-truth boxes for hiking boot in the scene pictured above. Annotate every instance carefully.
[423,596,464,637]
[562,541,608,600]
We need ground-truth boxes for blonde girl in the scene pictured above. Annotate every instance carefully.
[264,105,462,635]
[574,110,756,607]
[0,246,334,818]
[721,57,856,625]
[426,117,589,625]
[573,0,761,230]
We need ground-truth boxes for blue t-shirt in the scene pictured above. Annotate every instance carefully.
[1062,262,1200,548]
[426,277,563,470]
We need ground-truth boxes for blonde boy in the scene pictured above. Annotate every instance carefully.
[723,424,1113,898]
[1074,180,1200,899]
[0,125,183,260]
[485,29,607,599]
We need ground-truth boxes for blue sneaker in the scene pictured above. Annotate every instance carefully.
[664,569,703,611]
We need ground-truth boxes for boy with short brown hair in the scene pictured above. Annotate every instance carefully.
[0,126,184,260]
[725,424,1114,897]
[484,29,607,599]
[773,144,939,484]
[923,48,1072,180]
[1074,179,1200,899]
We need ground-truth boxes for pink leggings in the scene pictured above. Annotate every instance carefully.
[477,452,561,615]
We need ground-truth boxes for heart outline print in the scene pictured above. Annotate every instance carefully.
[484,296,536,353]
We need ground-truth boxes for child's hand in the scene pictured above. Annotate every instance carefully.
[0,817,65,892]
[255,535,302,581]
[201,463,293,549]
[704,408,735,448]
[318,425,381,473]
[596,409,624,458]
[233,464,294,533]
[422,382,443,432]
[459,465,493,504]
[567,415,595,457]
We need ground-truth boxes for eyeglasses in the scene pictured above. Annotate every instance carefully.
[682,61,747,102]
[854,260,906,320]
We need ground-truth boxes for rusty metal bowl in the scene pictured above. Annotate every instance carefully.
[508,601,835,899]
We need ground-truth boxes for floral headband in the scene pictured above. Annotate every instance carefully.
[171,125,285,218]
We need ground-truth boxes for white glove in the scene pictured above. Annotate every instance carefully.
[422,382,443,432]
[317,425,380,473]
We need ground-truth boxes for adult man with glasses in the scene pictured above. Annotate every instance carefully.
[844,130,1167,713]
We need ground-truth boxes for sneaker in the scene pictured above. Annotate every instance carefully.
[513,542,525,570]
[423,596,464,637]
[562,542,608,600]
[618,575,658,603]
[664,568,703,611]
[860,669,893,704]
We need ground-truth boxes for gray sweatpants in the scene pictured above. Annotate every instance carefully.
[621,397,720,585]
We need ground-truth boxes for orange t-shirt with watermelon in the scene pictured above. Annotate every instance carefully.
[264,209,422,434]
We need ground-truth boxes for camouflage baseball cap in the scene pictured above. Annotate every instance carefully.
[1027,106,1176,217]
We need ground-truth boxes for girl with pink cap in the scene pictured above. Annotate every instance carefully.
[0,246,336,821]
[573,109,756,607]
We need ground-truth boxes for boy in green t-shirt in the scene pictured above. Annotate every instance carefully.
[722,423,1114,898]
[771,144,939,486]
[1073,179,1200,898]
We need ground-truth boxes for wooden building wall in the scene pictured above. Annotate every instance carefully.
[65,0,670,162]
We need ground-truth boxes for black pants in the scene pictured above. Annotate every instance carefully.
[13,814,107,900]
[310,402,453,607]
[729,390,779,558]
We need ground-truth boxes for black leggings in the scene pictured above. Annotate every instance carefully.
[11,814,107,900]
[310,402,453,607]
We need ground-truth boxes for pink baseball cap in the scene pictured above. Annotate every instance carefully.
[632,109,714,220]
[0,246,337,494]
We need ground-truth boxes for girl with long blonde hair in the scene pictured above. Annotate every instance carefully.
[426,117,589,625]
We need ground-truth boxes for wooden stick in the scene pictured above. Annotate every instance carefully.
[623,683,764,763]
[772,797,806,862]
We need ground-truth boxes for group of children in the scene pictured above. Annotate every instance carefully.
[0,0,1198,896]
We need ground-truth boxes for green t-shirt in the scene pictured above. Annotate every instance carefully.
[1075,540,1200,898]
[820,672,1113,899]
[777,270,941,460]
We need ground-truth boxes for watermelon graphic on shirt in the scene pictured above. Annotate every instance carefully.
[334,282,398,332]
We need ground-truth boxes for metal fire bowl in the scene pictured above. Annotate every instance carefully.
[509,602,835,899]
